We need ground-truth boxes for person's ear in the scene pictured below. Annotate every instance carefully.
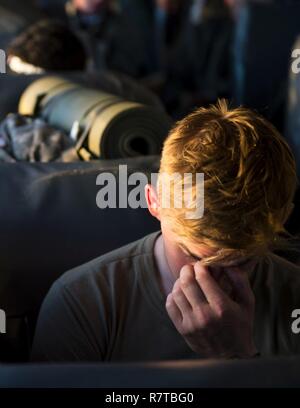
[145,184,161,221]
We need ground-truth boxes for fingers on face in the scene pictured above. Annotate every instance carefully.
[194,261,231,313]
[179,264,207,310]
[166,264,208,328]
[170,277,193,315]
[165,293,182,327]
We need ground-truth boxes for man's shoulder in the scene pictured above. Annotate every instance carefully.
[265,253,300,282]
[55,231,160,292]
[256,253,300,299]
[253,254,300,355]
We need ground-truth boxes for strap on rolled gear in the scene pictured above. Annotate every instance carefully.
[18,76,76,116]
[18,76,172,159]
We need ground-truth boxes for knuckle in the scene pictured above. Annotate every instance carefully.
[195,264,208,280]
[172,287,182,297]
[193,316,204,330]
[193,308,211,328]
[180,264,193,277]
[179,321,194,337]
[200,312,213,327]
[192,304,204,315]
[181,264,193,272]
[178,326,190,336]
[179,266,195,289]
[180,274,194,289]
[165,294,173,308]
[214,303,229,319]
[172,279,180,290]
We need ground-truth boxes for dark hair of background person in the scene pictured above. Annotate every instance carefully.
[7,19,87,71]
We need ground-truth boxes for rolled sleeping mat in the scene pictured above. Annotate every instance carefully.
[18,76,173,159]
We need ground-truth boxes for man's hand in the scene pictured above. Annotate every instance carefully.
[165,262,257,359]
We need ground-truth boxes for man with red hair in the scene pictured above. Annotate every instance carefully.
[32,101,300,362]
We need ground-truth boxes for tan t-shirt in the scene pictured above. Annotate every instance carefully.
[31,231,300,362]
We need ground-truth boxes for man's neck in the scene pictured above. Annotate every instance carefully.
[154,234,176,297]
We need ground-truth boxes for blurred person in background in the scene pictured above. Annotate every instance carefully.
[65,0,146,75]
[132,0,233,117]
[121,0,196,115]
[37,0,226,81]
[150,0,191,74]
[122,1,235,118]
[224,0,245,19]
[122,0,192,78]
[169,0,234,117]
[7,19,87,73]
[36,1,189,80]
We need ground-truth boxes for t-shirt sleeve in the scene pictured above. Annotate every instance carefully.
[31,279,105,362]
